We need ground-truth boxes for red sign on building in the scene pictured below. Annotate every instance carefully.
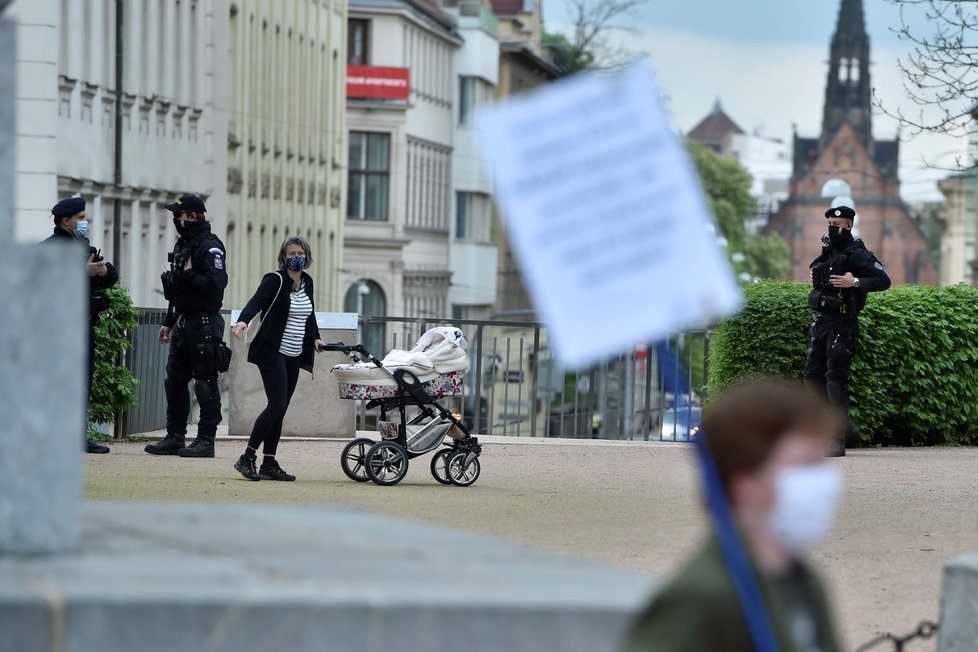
[347,66,411,100]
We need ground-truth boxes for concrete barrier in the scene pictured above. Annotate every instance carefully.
[228,311,357,437]
[938,548,978,652]
[0,502,654,652]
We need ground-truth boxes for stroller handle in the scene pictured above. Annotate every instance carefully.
[320,342,384,366]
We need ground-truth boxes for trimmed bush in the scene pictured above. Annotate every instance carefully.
[708,281,978,446]
[88,285,139,438]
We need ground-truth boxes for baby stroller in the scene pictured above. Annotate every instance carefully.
[324,327,482,487]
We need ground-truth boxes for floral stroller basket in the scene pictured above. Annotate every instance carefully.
[325,327,482,487]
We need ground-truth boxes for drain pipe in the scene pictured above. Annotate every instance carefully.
[112,0,124,439]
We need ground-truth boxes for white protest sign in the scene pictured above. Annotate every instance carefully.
[474,60,743,368]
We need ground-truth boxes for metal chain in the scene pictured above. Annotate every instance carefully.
[855,621,939,652]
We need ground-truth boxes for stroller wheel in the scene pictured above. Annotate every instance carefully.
[430,448,452,485]
[446,451,481,487]
[341,438,374,483]
[366,441,409,486]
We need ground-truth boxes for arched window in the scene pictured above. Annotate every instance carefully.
[344,280,386,356]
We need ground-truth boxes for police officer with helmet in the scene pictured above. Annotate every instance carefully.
[805,202,890,457]
[145,194,231,458]
[42,196,119,454]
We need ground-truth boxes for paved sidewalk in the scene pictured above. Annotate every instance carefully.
[87,437,978,650]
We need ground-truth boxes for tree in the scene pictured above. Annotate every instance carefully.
[881,0,978,147]
[544,0,646,74]
[687,141,791,280]
[88,285,139,438]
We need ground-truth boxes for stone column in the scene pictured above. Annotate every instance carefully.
[938,549,978,651]
[0,15,86,555]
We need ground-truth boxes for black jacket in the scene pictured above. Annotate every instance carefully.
[162,221,228,327]
[809,238,891,320]
[237,270,321,373]
[41,226,119,320]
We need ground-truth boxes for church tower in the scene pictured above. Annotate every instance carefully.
[821,0,873,152]
[767,0,936,285]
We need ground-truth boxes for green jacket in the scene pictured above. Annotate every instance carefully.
[622,539,841,652]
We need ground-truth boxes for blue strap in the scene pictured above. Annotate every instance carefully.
[694,431,781,652]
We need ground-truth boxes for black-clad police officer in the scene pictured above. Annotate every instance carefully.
[804,203,890,457]
[145,194,230,458]
[42,197,119,454]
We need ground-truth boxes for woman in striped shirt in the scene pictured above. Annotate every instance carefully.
[230,237,326,481]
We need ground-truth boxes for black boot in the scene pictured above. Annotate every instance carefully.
[145,433,185,455]
[179,434,215,458]
[826,437,846,457]
[86,439,110,454]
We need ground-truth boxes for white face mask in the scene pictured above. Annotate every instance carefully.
[765,463,844,555]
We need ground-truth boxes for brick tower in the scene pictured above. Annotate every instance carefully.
[767,0,937,284]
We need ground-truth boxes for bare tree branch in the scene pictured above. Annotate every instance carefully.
[879,0,978,149]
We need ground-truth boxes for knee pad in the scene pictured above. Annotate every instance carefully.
[194,379,215,405]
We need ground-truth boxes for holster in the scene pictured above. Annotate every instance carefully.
[809,289,845,313]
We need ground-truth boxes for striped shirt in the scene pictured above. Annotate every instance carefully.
[279,283,312,357]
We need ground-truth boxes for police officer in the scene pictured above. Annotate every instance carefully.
[805,203,890,457]
[42,197,119,454]
[145,194,230,458]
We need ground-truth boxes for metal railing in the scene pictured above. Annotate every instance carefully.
[118,309,707,441]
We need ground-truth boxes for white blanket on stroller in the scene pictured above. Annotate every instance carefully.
[333,327,469,385]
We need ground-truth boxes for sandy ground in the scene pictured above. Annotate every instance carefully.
[85,437,978,651]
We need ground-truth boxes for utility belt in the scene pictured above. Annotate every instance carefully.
[172,313,232,378]
[808,288,849,315]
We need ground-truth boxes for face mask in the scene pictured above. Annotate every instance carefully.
[765,463,843,556]
[827,224,852,247]
[285,255,306,271]
[75,220,89,238]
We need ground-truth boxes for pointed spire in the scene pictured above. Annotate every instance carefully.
[711,97,723,114]
[835,0,866,38]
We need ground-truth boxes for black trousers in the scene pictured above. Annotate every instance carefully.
[85,322,95,442]
[164,313,225,438]
[247,353,301,457]
[804,316,859,423]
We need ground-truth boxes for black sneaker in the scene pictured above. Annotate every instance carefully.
[259,460,296,481]
[179,437,215,458]
[86,439,110,454]
[234,455,260,481]
[145,434,185,455]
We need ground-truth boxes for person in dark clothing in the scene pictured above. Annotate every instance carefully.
[230,236,325,481]
[145,194,230,459]
[805,203,891,457]
[41,196,119,454]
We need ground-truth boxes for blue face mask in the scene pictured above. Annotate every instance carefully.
[75,220,89,238]
[285,255,306,271]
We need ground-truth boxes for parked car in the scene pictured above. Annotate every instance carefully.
[659,406,701,441]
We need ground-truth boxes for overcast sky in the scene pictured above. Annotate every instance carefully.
[543,0,968,201]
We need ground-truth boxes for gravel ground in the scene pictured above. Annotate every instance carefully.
[85,438,978,650]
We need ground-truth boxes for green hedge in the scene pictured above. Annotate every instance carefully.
[708,281,978,446]
[88,285,139,438]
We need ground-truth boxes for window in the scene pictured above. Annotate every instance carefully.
[348,19,369,65]
[344,280,386,357]
[348,131,390,221]
[459,76,492,126]
[456,192,491,242]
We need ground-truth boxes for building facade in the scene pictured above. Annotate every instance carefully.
[766,0,937,285]
[343,0,461,351]
[936,171,978,286]
[490,0,559,315]
[224,0,347,311]
[10,0,227,308]
[446,0,499,321]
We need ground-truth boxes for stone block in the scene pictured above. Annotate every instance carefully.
[0,502,654,651]
[0,18,14,228]
[938,548,978,652]
[228,311,357,437]
[0,243,85,554]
